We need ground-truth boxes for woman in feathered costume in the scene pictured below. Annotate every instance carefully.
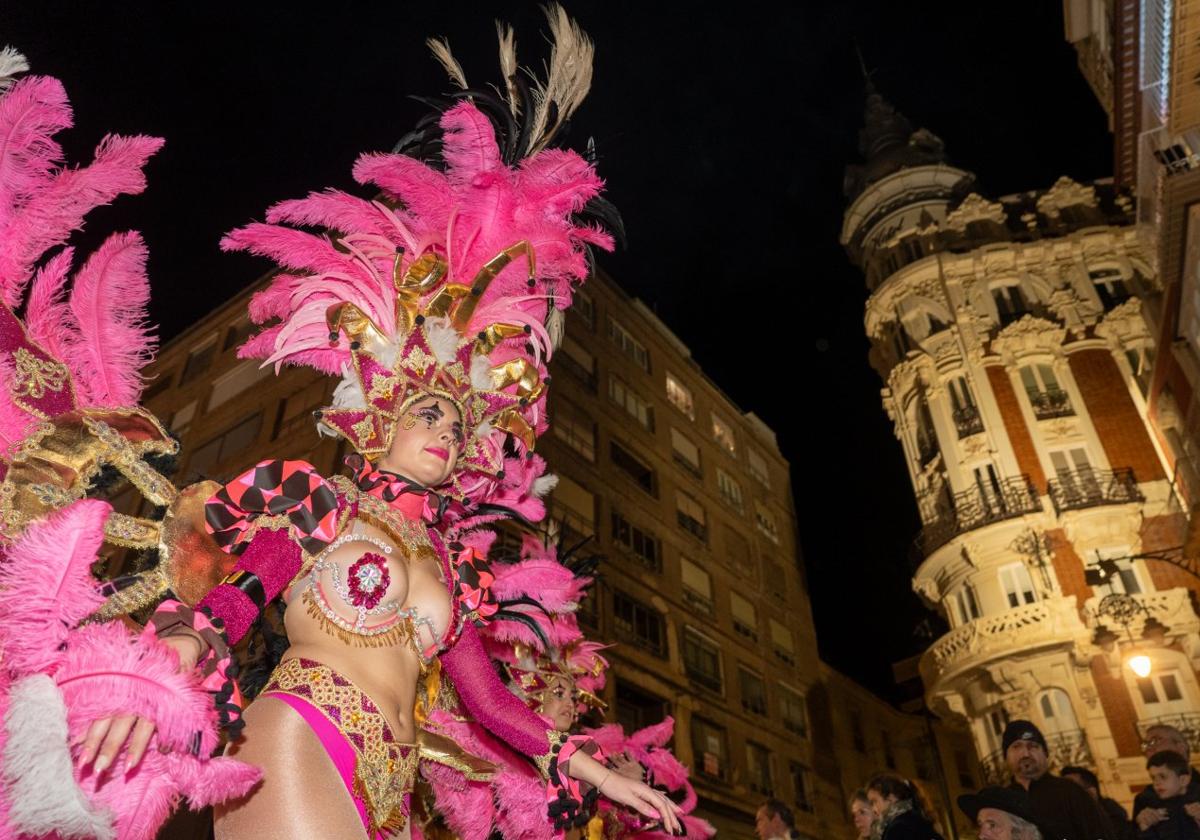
[63,7,684,840]
[421,536,715,840]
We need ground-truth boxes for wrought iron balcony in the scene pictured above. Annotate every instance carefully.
[979,728,1094,785]
[1046,467,1143,514]
[1027,387,1073,419]
[953,404,984,438]
[916,476,1041,556]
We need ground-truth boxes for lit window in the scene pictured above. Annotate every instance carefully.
[665,372,694,419]
[671,427,701,475]
[769,618,795,665]
[682,627,722,692]
[552,401,596,461]
[680,556,713,614]
[712,413,736,456]
[717,468,744,512]
[730,591,757,641]
[608,317,650,372]
[611,511,660,571]
[748,449,771,488]
[676,490,707,542]
[609,375,654,431]
[754,501,780,543]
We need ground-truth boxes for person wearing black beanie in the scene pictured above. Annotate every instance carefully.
[1002,720,1116,840]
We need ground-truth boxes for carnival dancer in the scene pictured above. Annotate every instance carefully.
[421,535,714,840]
[68,8,684,839]
[0,49,261,840]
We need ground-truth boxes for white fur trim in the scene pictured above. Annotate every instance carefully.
[532,474,559,498]
[3,674,115,840]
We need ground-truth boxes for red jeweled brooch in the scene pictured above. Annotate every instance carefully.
[347,553,391,610]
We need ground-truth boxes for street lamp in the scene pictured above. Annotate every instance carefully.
[1127,654,1152,678]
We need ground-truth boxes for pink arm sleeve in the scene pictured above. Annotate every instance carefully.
[439,620,551,757]
[196,528,303,644]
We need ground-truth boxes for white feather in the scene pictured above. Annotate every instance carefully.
[0,47,29,91]
[546,308,565,351]
[532,474,559,498]
[470,354,493,391]
[331,371,367,411]
[3,674,115,840]
[424,317,461,365]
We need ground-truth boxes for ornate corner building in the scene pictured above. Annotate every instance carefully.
[842,81,1200,805]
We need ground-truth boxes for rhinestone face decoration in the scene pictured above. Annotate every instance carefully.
[347,553,390,610]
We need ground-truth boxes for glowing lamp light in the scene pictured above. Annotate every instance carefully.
[1128,654,1153,678]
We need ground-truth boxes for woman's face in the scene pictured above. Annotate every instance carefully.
[379,396,464,486]
[851,799,874,836]
[866,789,896,819]
[538,674,578,732]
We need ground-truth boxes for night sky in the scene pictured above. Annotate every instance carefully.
[0,2,1113,697]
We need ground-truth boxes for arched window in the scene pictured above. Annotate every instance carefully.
[1036,688,1079,735]
[991,281,1032,326]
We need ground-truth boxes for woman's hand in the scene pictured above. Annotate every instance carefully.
[76,633,202,774]
[596,772,683,835]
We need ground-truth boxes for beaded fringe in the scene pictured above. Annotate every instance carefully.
[303,589,414,648]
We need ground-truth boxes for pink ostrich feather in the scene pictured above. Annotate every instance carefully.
[0,499,108,675]
[24,244,74,359]
[65,231,155,407]
[352,153,452,238]
[265,189,396,240]
[0,75,71,218]
[491,558,582,611]
[0,133,162,308]
[58,622,220,754]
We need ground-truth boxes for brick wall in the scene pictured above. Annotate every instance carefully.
[1047,529,1093,603]
[986,365,1047,488]
[1090,658,1143,758]
[1069,349,1166,481]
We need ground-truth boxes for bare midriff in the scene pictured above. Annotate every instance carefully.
[278,518,451,743]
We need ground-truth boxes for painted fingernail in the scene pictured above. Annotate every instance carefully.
[93,755,110,774]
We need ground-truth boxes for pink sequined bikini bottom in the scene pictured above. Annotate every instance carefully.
[261,657,417,838]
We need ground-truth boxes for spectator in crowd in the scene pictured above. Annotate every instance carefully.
[1136,726,1200,833]
[755,798,796,840]
[865,772,945,840]
[957,786,1044,840]
[851,788,876,840]
[1137,750,1200,840]
[1002,720,1115,840]
[1062,763,1136,840]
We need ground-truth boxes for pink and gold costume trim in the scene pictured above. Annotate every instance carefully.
[261,657,417,837]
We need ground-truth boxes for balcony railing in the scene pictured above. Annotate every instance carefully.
[1028,388,1074,419]
[916,475,1041,556]
[980,729,1094,785]
[953,404,984,438]
[1046,467,1143,514]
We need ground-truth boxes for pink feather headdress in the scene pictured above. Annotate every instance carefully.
[224,6,614,510]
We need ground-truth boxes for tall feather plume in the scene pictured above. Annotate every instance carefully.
[24,245,74,360]
[66,231,156,406]
[496,22,520,116]
[0,75,71,229]
[0,499,109,675]
[526,4,594,154]
[426,37,470,90]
